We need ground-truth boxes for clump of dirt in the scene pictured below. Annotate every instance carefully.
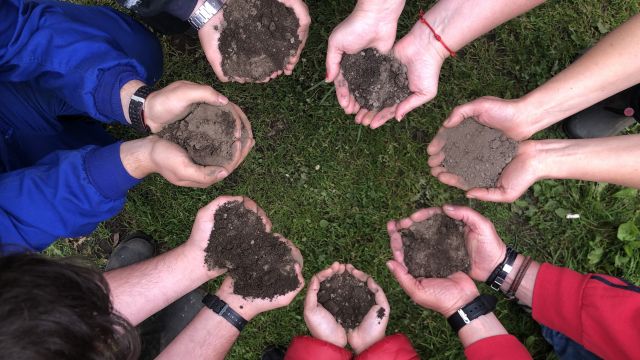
[442,118,518,188]
[317,272,375,329]
[340,48,411,111]
[401,213,470,278]
[205,201,299,299]
[159,104,236,167]
[219,0,301,81]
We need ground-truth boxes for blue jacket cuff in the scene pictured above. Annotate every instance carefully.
[85,142,141,200]
[95,65,143,125]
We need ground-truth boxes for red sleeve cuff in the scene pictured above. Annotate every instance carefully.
[464,334,531,360]
[285,336,351,360]
[356,334,419,360]
[532,263,589,343]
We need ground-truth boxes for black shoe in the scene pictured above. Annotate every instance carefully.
[105,232,155,271]
[261,345,287,360]
[563,84,640,139]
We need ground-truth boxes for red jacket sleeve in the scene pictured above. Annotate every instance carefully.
[532,263,640,359]
[285,336,351,360]
[355,334,419,360]
[464,334,531,360]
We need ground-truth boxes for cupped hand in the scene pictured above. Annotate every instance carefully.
[198,0,310,83]
[386,260,479,317]
[345,264,389,355]
[442,96,535,141]
[144,81,229,133]
[387,205,507,284]
[215,234,304,320]
[328,0,405,116]
[362,22,447,129]
[428,124,539,202]
[182,196,273,280]
[304,262,348,348]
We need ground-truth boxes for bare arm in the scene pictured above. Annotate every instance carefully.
[520,13,640,133]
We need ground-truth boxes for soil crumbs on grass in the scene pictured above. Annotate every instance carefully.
[341,48,411,111]
[219,0,300,81]
[318,272,375,329]
[401,213,470,278]
[159,104,235,167]
[442,118,518,188]
[205,201,299,299]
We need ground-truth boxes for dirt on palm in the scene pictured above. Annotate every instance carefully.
[205,201,299,299]
[219,0,300,81]
[442,118,518,188]
[401,213,470,278]
[317,272,375,330]
[340,48,411,111]
[158,104,236,167]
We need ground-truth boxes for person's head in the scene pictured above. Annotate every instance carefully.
[0,253,140,360]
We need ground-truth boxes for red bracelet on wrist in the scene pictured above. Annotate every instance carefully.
[418,9,457,58]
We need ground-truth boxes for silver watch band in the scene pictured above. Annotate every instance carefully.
[188,0,224,30]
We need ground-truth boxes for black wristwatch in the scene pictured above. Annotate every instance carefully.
[485,247,518,291]
[447,294,498,332]
[202,294,248,332]
[128,85,152,135]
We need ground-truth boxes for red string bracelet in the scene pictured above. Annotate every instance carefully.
[418,9,457,58]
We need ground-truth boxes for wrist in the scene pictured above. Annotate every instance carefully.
[499,254,524,292]
[352,335,384,355]
[120,80,146,125]
[119,137,156,179]
[457,312,508,348]
[355,0,405,20]
[442,287,481,318]
[215,291,258,321]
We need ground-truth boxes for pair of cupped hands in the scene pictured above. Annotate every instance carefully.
[180,195,511,352]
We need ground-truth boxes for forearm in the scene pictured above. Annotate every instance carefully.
[458,313,509,348]
[156,308,239,360]
[355,0,405,19]
[422,0,545,57]
[521,14,640,132]
[104,244,214,325]
[535,135,640,189]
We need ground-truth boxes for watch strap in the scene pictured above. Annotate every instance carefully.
[188,0,224,30]
[447,294,497,333]
[485,247,518,291]
[128,85,152,135]
[202,293,247,332]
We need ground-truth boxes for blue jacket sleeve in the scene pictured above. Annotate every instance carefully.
[0,143,140,253]
[0,0,147,124]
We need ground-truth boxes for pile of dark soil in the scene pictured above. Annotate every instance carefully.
[317,272,375,329]
[442,118,518,188]
[401,213,470,278]
[219,0,301,81]
[340,48,411,111]
[159,104,236,167]
[205,201,299,299]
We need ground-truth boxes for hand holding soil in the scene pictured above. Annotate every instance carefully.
[205,199,304,301]
[387,208,470,279]
[428,117,519,191]
[314,263,389,354]
[197,0,310,83]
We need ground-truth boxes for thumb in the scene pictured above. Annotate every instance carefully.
[182,84,229,106]
[442,204,495,233]
[325,43,344,82]
[386,260,418,296]
[396,93,434,121]
[466,187,514,203]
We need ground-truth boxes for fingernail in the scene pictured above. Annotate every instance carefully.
[397,114,403,121]
[443,204,455,211]
[466,194,476,199]
[219,170,229,177]
[386,261,394,271]
[218,95,229,104]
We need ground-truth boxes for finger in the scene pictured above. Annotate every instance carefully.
[242,197,259,213]
[326,39,344,82]
[293,262,305,291]
[346,94,360,115]
[442,204,495,234]
[335,75,352,111]
[355,108,368,125]
[426,129,447,155]
[361,110,377,127]
[397,217,414,230]
[370,106,397,129]
[366,277,389,310]
[336,263,346,275]
[409,208,442,223]
[443,101,479,128]
[304,275,320,309]
[396,93,433,121]
[316,262,340,281]
[346,264,370,283]
[386,260,419,298]
[256,207,273,232]
[427,152,445,168]
[192,195,244,235]
[388,221,405,264]
[275,233,304,267]
[466,187,513,203]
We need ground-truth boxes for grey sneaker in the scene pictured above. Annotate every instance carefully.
[105,233,155,271]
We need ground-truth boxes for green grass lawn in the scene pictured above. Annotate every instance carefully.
[53,0,640,358]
